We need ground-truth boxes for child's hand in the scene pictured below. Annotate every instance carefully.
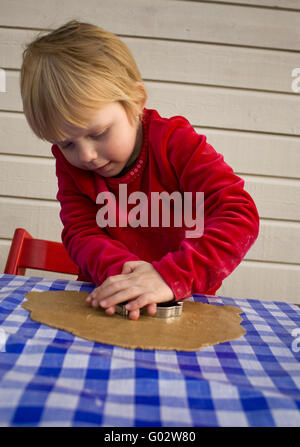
[86,261,174,320]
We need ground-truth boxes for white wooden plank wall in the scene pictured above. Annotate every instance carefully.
[0,0,299,302]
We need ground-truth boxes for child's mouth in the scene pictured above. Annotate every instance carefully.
[95,162,111,174]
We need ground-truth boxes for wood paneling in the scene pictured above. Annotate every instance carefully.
[0,0,299,302]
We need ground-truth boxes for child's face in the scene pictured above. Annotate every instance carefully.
[55,102,142,177]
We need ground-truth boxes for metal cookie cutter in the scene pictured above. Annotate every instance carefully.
[115,300,183,319]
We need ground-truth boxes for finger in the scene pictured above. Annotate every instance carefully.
[105,306,116,316]
[128,309,140,320]
[125,294,152,311]
[90,278,133,304]
[91,298,100,308]
[88,275,130,299]
[146,303,157,316]
[98,286,142,309]
[86,294,92,304]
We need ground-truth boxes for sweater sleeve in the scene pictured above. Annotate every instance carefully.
[152,118,260,300]
[53,148,141,285]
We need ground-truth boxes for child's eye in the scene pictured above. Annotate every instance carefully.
[60,142,73,149]
[92,129,108,139]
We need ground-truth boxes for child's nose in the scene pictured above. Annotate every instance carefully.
[78,141,98,164]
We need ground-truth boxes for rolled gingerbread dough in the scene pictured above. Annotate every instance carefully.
[22,290,245,351]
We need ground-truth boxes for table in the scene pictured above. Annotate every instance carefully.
[0,273,299,427]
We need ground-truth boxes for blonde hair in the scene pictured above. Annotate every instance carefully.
[20,20,147,142]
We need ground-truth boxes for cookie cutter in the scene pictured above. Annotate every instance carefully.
[115,300,183,319]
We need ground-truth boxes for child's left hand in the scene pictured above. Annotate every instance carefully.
[86,260,174,320]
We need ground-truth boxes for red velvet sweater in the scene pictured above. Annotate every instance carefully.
[51,108,259,300]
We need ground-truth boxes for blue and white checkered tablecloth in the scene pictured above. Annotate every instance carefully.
[0,273,299,427]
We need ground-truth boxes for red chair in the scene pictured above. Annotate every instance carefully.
[4,228,79,276]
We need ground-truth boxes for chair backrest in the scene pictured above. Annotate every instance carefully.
[4,228,79,276]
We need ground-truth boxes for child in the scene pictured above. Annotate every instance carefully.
[20,20,259,320]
